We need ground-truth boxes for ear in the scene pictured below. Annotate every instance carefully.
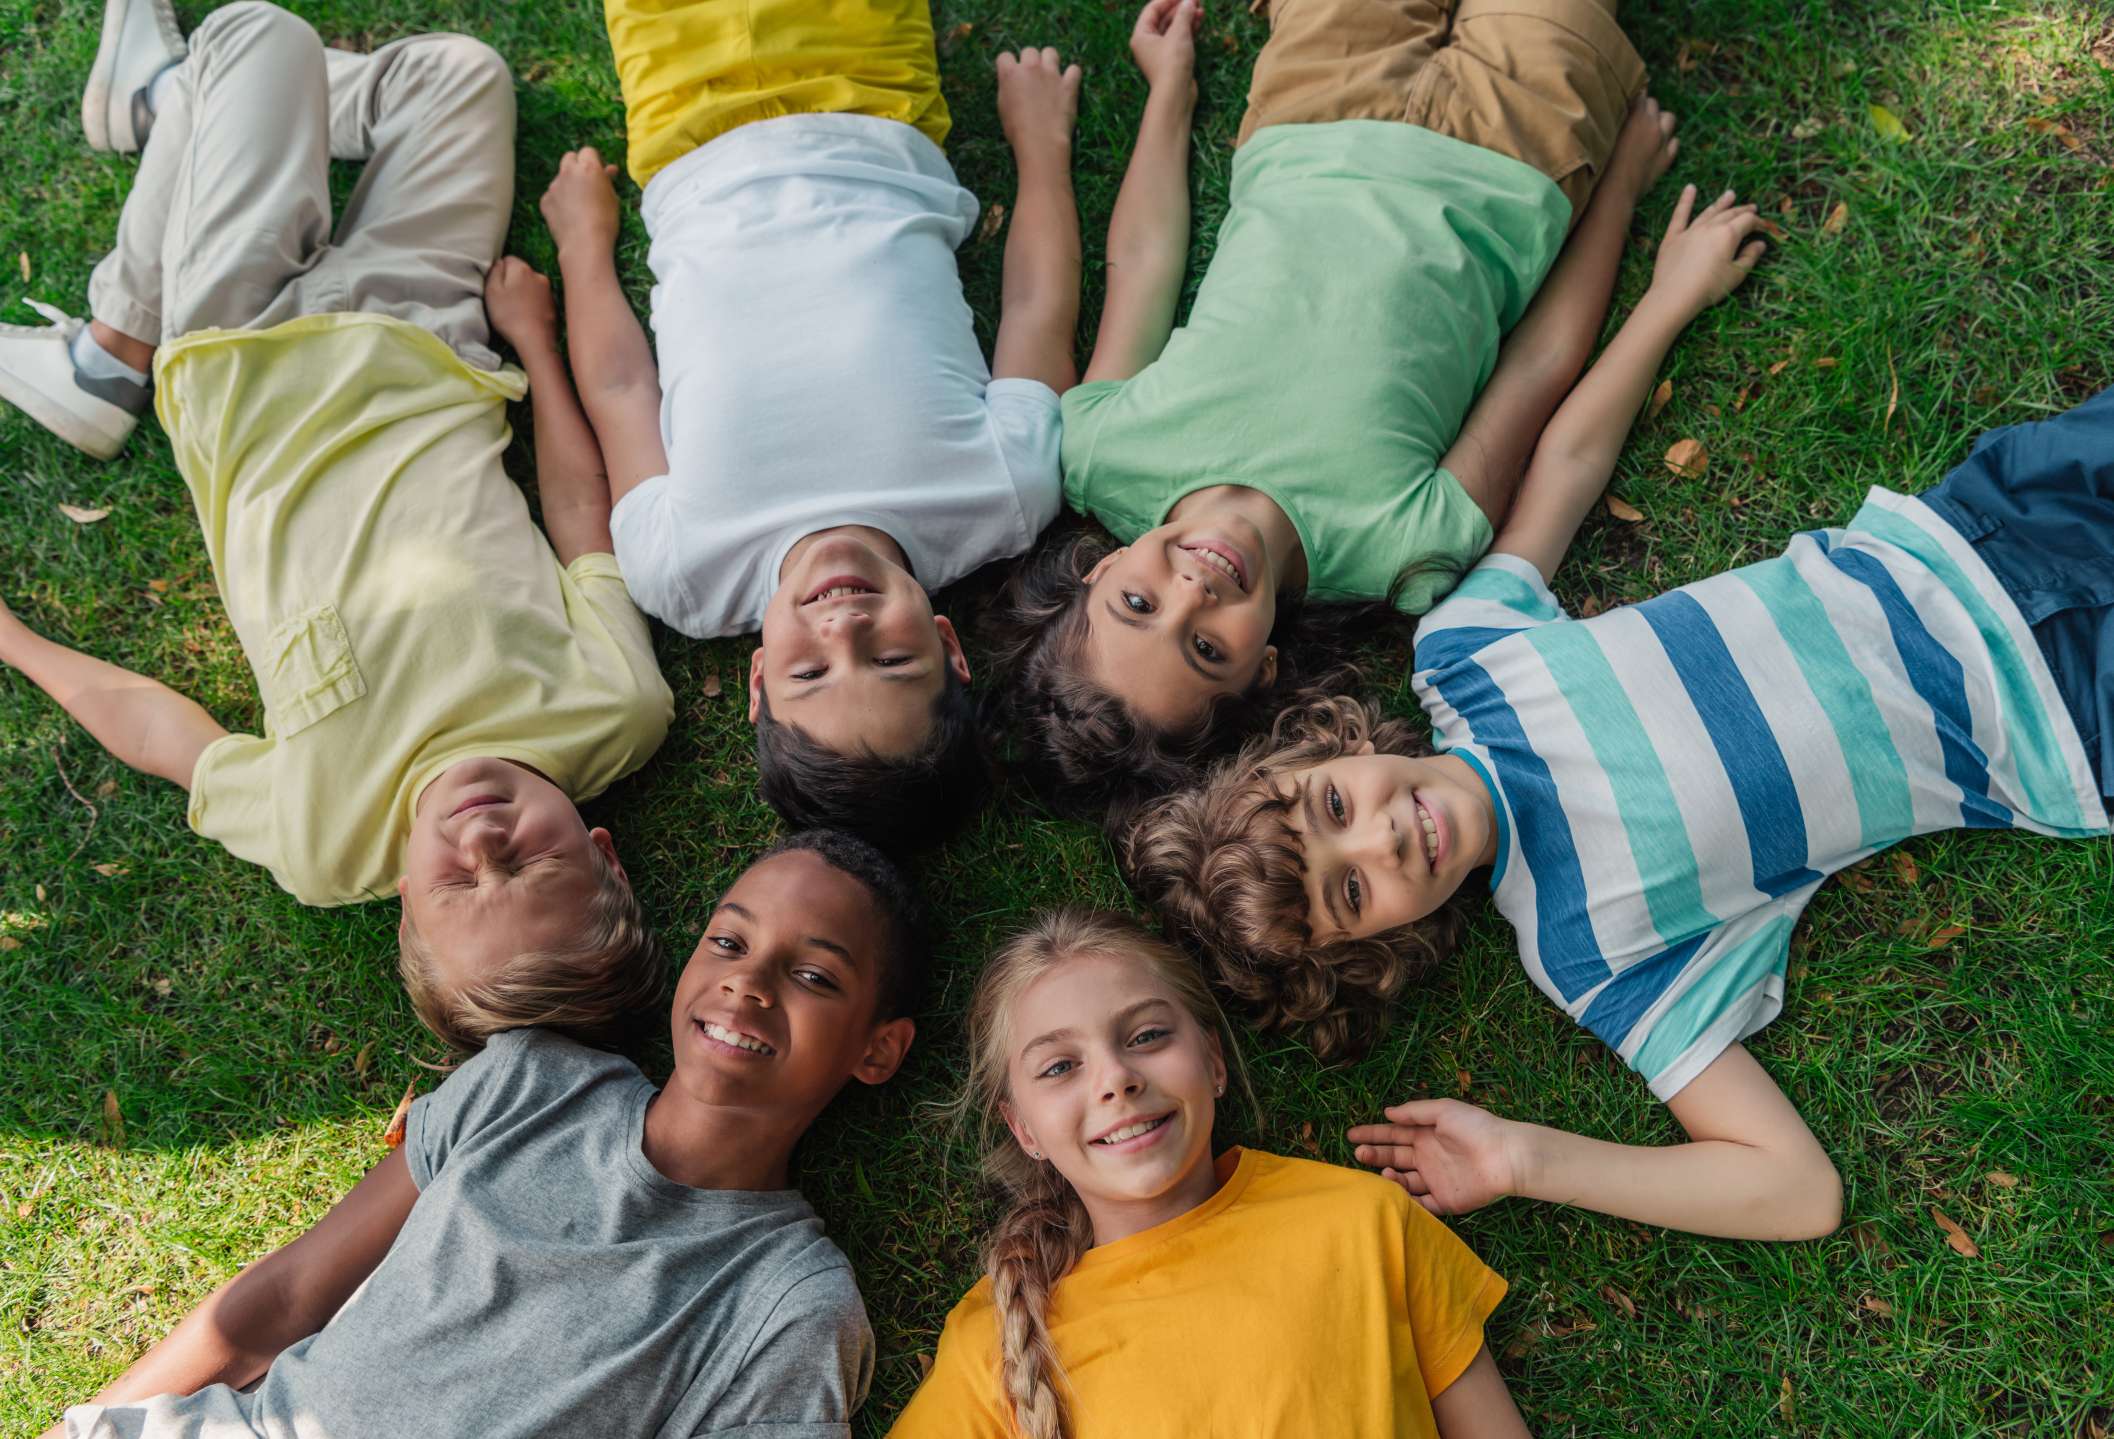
[998,1097,1040,1159]
[1352,739,1377,757]
[1081,547,1128,586]
[396,875,411,939]
[933,614,972,683]
[587,826,629,887]
[747,646,765,724]
[1206,1032,1228,1103]
[851,1016,916,1086]
[1256,645,1279,692]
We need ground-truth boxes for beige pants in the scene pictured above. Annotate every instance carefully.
[88,1,514,369]
[1238,0,1646,224]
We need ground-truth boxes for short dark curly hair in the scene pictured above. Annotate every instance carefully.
[754,665,989,856]
[758,829,934,1023]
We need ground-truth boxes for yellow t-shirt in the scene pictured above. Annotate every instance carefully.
[154,314,674,906]
[889,1149,1507,1439]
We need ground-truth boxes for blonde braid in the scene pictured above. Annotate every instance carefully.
[986,1172,1092,1439]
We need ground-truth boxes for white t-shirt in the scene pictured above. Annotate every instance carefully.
[611,113,1064,639]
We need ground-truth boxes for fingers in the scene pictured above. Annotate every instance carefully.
[1378,1167,1432,1197]
[1380,1098,1460,1125]
[1667,182,1698,235]
[1352,1143,1422,1170]
[1735,238,1769,271]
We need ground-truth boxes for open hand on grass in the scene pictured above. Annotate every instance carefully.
[1347,1098,1526,1217]
[540,147,624,261]
[1645,184,1768,322]
[1131,0,1201,95]
[997,46,1082,173]
[1603,92,1679,206]
[484,257,558,355]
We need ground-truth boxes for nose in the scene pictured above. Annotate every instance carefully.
[1092,1048,1147,1104]
[459,816,511,865]
[718,960,775,1008]
[1352,811,1405,871]
[1170,561,1222,608]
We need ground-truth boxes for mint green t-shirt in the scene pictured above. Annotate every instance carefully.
[1060,121,1571,614]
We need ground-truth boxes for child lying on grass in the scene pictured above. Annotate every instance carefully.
[44,829,930,1439]
[990,0,1671,814]
[0,0,672,1052]
[544,0,1085,852]
[1132,181,2114,1240]
[892,910,1524,1439]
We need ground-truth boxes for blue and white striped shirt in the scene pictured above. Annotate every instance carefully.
[1413,488,2105,1100]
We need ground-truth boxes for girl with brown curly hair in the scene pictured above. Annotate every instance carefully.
[890,909,1523,1438]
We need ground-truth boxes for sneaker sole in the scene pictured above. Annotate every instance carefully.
[0,365,135,460]
[82,0,182,152]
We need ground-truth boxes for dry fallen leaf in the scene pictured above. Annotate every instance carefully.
[34,884,46,902]
[976,202,1007,244]
[1579,596,1603,618]
[1504,1328,1539,1360]
[152,977,172,996]
[1891,851,1919,887]
[58,504,110,524]
[96,780,118,798]
[916,1352,934,1381]
[1814,357,1841,369]
[91,863,127,877]
[2024,117,2080,148]
[1868,103,1910,141]
[1605,494,1645,523]
[1791,116,1826,141]
[1852,1221,1898,1267]
[1600,1284,1637,1321]
[102,1090,125,1147]
[1768,359,1791,377]
[1932,1208,1979,1257]
[355,1039,377,1082]
[1925,924,1966,950]
[1456,1069,1472,1098]
[383,1080,418,1149]
[1884,346,1901,432]
[147,578,169,593]
[1778,1376,1796,1424]
[1861,1294,1896,1317]
[15,1202,30,1217]
[1664,438,1710,478]
[18,251,29,282]
[0,937,18,953]
[701,673,723,699]
[1648,379,1673,420]
[1986,1171,2018,1188]
[1759,219,1787,239]
[1822,201,1849,236]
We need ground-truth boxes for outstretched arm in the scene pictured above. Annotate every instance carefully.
[1347,1044,1842,1240]
[486,258,616,566]
[991,47,1083,392]
[1430,1346,1530,1439]
[1493,183,1768,582]
[1441,94,1680,529]
[540,149,667,507]
[1080,0,1200,384]
[39,1148,419,1436]
[0,597,227,789]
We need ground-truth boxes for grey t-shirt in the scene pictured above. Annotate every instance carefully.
[67,1029,872,1439]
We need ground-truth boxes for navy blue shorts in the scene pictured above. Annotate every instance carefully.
[1920,386,2114,801]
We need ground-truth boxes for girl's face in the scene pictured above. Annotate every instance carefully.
[1079,514,1281,732]
[999,950,1228,1246]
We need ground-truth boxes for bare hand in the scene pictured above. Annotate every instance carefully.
[1131,0,1201,94]
[1646,185,1768,321]
[484,257,558,354]
[997,47,1083,166]
[1347,1099,1526,1217]
[1602,92,1679,204]
[540,147,624,261]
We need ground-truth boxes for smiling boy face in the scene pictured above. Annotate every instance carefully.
[665,848,915,1115]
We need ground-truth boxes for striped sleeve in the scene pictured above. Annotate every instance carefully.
[1414,554,1570,673]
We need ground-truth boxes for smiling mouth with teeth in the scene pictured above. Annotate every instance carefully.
[804,585,877,604]
[700,1019,775,1056]
[1094,1115,1169,1145]
[1417,801,1439,863]
[1180,544,1245,592]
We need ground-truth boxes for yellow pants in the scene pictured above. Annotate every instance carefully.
[607,0,952,186]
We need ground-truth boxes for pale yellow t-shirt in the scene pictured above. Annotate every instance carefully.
[154,314,674,906]
[889,1149,1508,1438]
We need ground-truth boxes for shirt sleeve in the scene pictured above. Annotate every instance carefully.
[1413,553,1572,676]
[402,1031,534,1190]
[693,1266,873,1437]
[606,474,692,631]
[985,377,1063,538]
[883,1297,1012,1439]
[1399,1201,1509,1403]
[1056,379,1125,512]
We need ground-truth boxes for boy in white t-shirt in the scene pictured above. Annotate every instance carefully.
[542,0,1085,852]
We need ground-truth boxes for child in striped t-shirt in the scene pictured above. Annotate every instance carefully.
[1128,183,2113,1240]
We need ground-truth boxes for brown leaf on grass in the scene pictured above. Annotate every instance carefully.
[58,504,110,524]
[701,673,723,699]
[0,937,18,952]
[1861,1294,1896,1317]
[96,779,118,798]
[975,202,1007,244]
[34,884,46,902]
[1932,1208,1979,1257]
[1456,1069,1472,1098]
[354,1039,377,1082]
[1852,1221,1898,1267]
[1503,1327,1540,1360]
[17,251,30,282]
[1780,194,1798,213]
[1814,357,1841,369]
[1600,1284,1637,1321]
[1768,359,1791,376]
[147,578,169,593]
[15,1202,30,1217]
[91,863,127,877]
[1648,379,1673,420]
[1675,40,1694,72]
[1897,915,1932,941]
[1890,851,1920,887]
[1703,404,1723,418]
[1884,346,1901,432]
[1605,495,1645,522]
[1778,1376,1796,1425]
[1924,924,1966,950]
[102,1091,124,1147]
[1985,1171,2018,1188]
[1821,202,1849,236]
[383,1080,418,1149]
[1579,596,1603,618]
[2024,117,2079,148]
[1664,439,1710,478]
[916,1351,934,1380]
[1759,219,1787,239]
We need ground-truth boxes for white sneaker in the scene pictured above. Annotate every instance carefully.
[82,0,185,153]
[0,304,145,460]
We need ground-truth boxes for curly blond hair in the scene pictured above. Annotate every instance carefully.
[1123,694,1472,1064]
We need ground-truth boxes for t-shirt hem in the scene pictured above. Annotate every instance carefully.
[1422,1268,1510,1401]
[186,730,254,839]
[643,111,953,227]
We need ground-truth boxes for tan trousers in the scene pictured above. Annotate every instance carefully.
[1238,0,1646,223]
[88,1,515,369]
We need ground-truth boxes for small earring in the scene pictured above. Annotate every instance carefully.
[1215,1086,1224,1096]
[1031,1151,1043,1160]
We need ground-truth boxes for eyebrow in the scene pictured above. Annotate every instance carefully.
[1019,997,1174,1059]
[711,899,861,965]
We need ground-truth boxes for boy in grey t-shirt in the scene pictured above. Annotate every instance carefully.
[45,830,930,1439]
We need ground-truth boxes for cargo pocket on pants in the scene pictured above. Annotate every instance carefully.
[258,603,368,737]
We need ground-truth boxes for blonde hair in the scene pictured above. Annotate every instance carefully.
[1123,694,1469,1065]
[398,844,665,1054]
[957,909,1244,1439]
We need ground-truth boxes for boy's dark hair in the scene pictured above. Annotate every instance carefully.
[984,528,1427,827]
[400,845,666,1055]
[759,828,933,1022]
[1123,693,1473,1065]
[754,666,988,855]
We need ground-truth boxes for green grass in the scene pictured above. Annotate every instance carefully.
[4,0,2114,1432]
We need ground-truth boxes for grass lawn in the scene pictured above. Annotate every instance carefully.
[4,0,2114,1431]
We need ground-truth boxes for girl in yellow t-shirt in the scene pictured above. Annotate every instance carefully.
[889,910,1521,1439]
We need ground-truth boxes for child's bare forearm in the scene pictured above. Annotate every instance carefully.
[1082,83,1195,383]
[0,606,225,788]
[992,149,1082,390]
[514,336,616,565]
[553,246,666,501]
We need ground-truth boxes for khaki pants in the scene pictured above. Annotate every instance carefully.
[88,1,514,369]
[1238,0,1646,222]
